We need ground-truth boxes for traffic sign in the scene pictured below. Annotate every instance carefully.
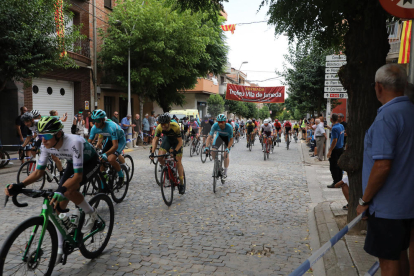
[379,0,414,19]
[324,80,342,86]
[324,86,347,93]
[326,55,346,61]
[326,61,347,67]
[324,93,348,99]
[325,67,340,74]
[325,74,339,80]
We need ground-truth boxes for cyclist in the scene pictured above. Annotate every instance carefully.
[293,121,300,138]
[189,118,200,146]
[284,120,292,144]
[274,119,282,145]
[149,113,185,194]
[234,120,240,140]
[182,116,189,140]
[205,114,234,179]
[88,109,126,186]
[200,116,212,145]
[245,119,256,148]
[4,116,100,264]
[239,120,245,135]
[260,119,273,152]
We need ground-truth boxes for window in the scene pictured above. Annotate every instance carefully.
[220,76,225,84]
[104,0,112,9]
[387,21,399,39]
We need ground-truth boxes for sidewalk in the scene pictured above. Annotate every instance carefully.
[301,140,380,276]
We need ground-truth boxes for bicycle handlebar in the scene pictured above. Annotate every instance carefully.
[5,189,69,213]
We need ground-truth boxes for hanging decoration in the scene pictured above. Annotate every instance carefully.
[220,24,236,34]
[54,0,67,57]
[398,20,412,64]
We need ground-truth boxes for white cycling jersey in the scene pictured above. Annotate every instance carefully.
[36,134,97,174]
[261,124,274,133]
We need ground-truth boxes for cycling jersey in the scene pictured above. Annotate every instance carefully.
[201,121,212,135]
[209,122,234,138]
[261,124,273,132]
[284,122,292,127]
[37,134,97,174]
[293,124,299,129]
[274,122,281,129]
[235,123,239,130]
[155,121,181,141]
[189,121,199,130]
[89,121,125,141]
[27,119,39,136]
[246,122,256,133]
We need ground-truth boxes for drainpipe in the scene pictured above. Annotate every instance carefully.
[93,0,98,109]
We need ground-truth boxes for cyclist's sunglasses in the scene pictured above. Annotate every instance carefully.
[217,121,226,124]
[92,119,102,123]
[38,133,55,140]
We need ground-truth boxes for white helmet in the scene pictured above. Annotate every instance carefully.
[31,109,41,118]
[264,119,269,124]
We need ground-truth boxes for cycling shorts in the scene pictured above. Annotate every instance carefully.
[263,131,272,137]
[213,135,230,149]
[285,127,292,133]
[102,136,126,156]
[159,138,183,156]
[191,129,199,136]
[59,155,100,187]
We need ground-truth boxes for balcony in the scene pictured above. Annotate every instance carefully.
[184,78,219,95]
[386,40,400,62]
[67,37,91,67]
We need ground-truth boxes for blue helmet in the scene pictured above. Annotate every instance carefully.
[91,109,106,120]
[216,114,227,122]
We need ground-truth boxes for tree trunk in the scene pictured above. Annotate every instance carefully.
[338,0,388,228]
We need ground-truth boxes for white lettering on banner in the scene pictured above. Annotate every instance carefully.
[325,68,340,74]
[229,89,282,98]
[324,86,347,92]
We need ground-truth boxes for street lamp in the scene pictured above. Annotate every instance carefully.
[115,20,135,148]
[237,61,248,84]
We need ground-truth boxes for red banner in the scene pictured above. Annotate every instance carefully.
[225,84,285,103]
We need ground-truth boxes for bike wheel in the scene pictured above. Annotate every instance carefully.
[189,143,194,157]
[249,140,252,151]
[154,160,163,186]
[287,139,290,150]
[212,161,217,193]
[0,216,58,276]
[0,149,10,168]
[263,144,266,160]
[110,167,129,203]
[82,176,100,198]
[123,154,134,182]
[161,167,173,206]
[200,145,207,163]
[267,143,270,159]
[17,160,45,189]
[79,193,114,259]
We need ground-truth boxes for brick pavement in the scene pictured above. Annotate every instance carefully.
[0,138,313,275]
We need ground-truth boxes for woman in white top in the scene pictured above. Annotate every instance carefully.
[73,114,85,136]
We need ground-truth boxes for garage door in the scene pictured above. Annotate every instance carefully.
[32,78,74,133]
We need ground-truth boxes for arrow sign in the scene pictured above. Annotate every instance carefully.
[324,93,348,99]
[324,86,347,92]
[325,74,339,80]
[326,55,346,61]
[325,68,340,74]
[326,61,347,67]
[324,80,342,86]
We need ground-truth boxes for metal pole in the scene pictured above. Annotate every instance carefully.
[127,47,132,148]
[93,0,97,109]
[325,99,331,161]
[409,21,414,83]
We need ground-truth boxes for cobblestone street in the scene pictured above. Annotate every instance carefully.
[0,137,313,275]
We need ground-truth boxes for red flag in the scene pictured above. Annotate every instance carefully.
[220,24,236,34]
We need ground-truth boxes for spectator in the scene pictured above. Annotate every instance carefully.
[328,175,349,210]
[15,106,28,145]
[111,111,120,125]
[72,113,85,136]
[121,114,133,136]
[314,118,327,161]
[142,113,150,145]
[132,114,141,147]
[49,110,68,122]
[326,113,344,187]
[356,64,414,276]
[338,113,347,147]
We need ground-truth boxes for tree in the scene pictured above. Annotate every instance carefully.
[293,108,302,120]
[207,94,225,117]
[262,0,388,225]
[99,0,228,112]
[0,0,82,92]
[245,102,258,119]
[258,105,270,120]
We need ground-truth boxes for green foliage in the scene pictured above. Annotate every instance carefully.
[257,105,270,120]
[99,0,228,112]
[171,0,228,13]
[245,102,258,119]
[278,41,330,115]
[293,108,302,120]
[207,94,225,117]
[0,0,82,91]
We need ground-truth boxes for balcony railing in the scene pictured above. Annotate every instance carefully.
[389,40,400,55]
[68,37,91,59]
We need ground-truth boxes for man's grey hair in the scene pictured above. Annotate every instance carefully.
[315,119,321,124]
[375,64,407,92]
[338,113,344,118]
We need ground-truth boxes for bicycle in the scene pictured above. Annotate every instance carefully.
[286,131,291,150]
[0,143,10,168]
[17,149,68,190]
[189,135,201,157]
[82,158,129,203]
[151,153,186,206]
[0,189,114,276]
[200,136,213,163]
[275,132,281,147]
[262,134,272,161]
[121,152,134,183]
[209,144,226,193]
[246,133,255,151]
[293,131,298,143]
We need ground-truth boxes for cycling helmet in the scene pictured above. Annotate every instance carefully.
[275,119,279,122]
[21,112,34,122]
[158,113,171,124]
[190,118,195,122]
[37,116,64,133]
[264,119,269,124]
[247,119,252,123]
[216,114,227,122]
[91,109,106,120]
[31,109,41,118]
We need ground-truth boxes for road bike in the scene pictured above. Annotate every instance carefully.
[17,150,68,190]
[189,135,201,157]
[0,141,10,168]
[209,144,226,193]
[274,132,281,147]
[262,134,272,161]
[200,136,213,163]
[286,131,291,150]
[82,158,129,203]
[121,152,134,183]
[247,133,254,151]
[0,189,114,276]
[293,131,298,143]
[151,153,186,206]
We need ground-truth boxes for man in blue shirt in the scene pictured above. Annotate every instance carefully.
[327,113,345,187]
[357,64,414,275]
[121,114,133,136]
